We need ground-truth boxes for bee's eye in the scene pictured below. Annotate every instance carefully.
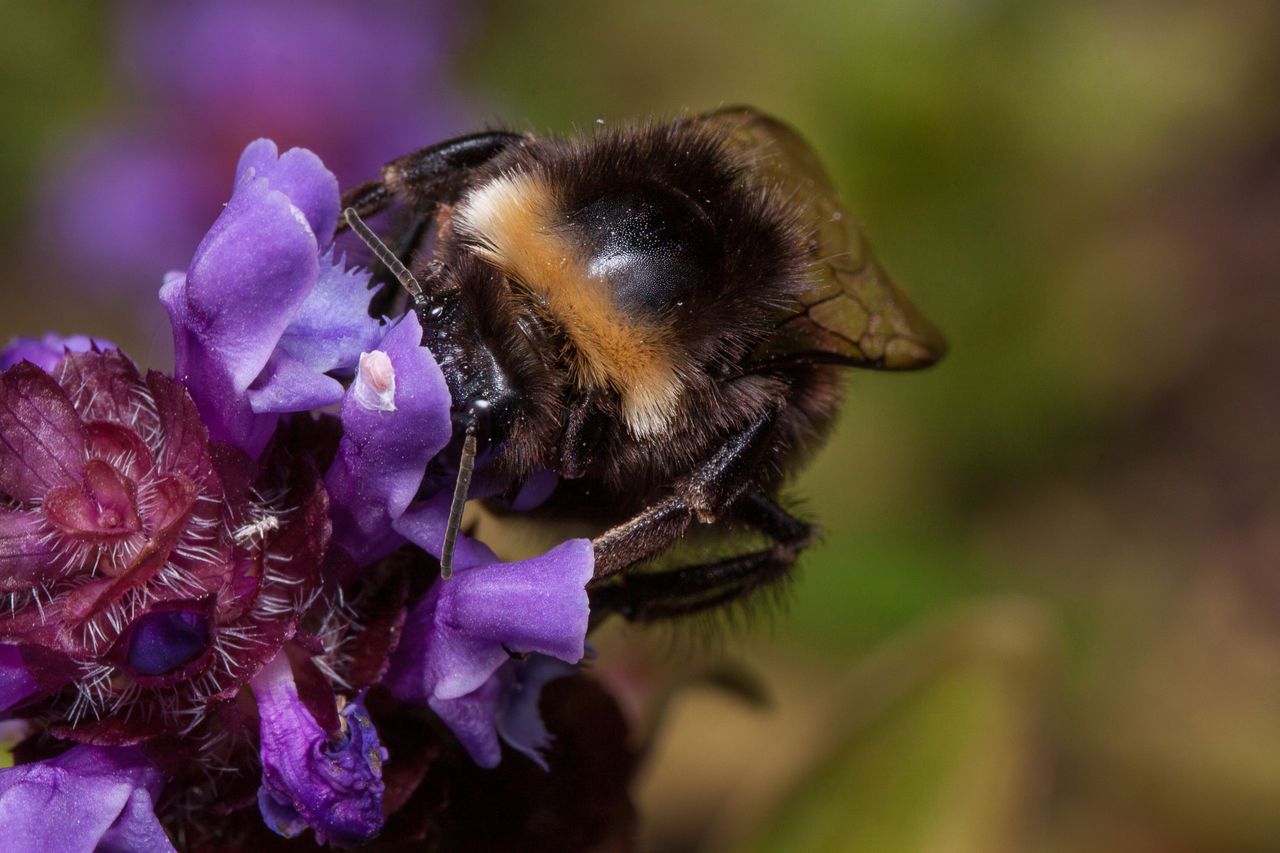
[572,185,719,318]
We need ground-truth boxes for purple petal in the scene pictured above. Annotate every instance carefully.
[416,658,574,770]
[235,140,339,248]
[0,744,172,853]
[509,469,560,512]
[391,490,499,571]
[433,538,593,699]
[326,313,451,565]
[0,645,37,712]
[123,609,209,678]
[0,363,87,501]
[384,535,593,763]
[384,584,503,705]
[246,352,345,415]
[276,251,384,375]
[428,675,504,768]
[0,335,115,374]
[161,165,319,456]
[496,655,575,770]
[250,652,386,846]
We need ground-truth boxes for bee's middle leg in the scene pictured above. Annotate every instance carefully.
[589,412,780,580]
[588,490,815,623]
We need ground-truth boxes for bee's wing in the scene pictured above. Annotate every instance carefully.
[702,106,946,370]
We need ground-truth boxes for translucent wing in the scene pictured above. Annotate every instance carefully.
[702,106,946,370]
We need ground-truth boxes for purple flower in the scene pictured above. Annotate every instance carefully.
[250,651,386,845]
[0,349,330,741]
[39,0,472,296]
[386,495,593,766]
[325,312,452,566]
[1,334,115,374]
[5,133,621,846]
[0,744,173,852]
[161,139,383,458]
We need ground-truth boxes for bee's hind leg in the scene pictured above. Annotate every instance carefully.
[588,490,816,624]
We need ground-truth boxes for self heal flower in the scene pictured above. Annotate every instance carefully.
[251,652,386,846]
[386,499,593,766]
[0,744,173,852]
[0,348,329,739]
[162,139,383,458]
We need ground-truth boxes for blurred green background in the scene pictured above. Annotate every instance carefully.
[2,1,1278,850]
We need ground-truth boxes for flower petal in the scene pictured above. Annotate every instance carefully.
[391,489,498,571]
[246,352,345,415]
[235,140,339,248]
[419,658,574,770]
[496,655,575,770]
[250,652,385,846]
[0,744,172,853]
[326,313,451,565]
[438,540,591,700]
[276,250,383,375]
[161,166,320,456]
[428,675,504,768]
[122,608,210,678]
[385,534,593,739]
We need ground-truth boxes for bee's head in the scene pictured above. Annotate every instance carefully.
[343,208,555,483]
[418,247,564,486]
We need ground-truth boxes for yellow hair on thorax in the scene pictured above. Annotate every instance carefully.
[455,173,683,438]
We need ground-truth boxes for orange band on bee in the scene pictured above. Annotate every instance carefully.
[455,172,683,437]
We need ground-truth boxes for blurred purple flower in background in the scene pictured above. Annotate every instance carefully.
[0,334,115,373]
[40,0,472,298]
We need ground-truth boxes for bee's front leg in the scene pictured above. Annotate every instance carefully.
[338,131,524,223]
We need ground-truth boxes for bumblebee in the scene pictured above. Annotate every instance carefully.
[340,106,945,622]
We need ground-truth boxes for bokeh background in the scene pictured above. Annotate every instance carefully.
[2,1,1277,850]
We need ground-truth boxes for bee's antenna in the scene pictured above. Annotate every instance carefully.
[342,207,425,303]
[439,424,478,580]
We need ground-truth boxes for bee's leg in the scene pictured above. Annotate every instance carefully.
[589,490,815,623]
[338,131,524,222]
[557,391,604,479]
[590,414,780,579]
